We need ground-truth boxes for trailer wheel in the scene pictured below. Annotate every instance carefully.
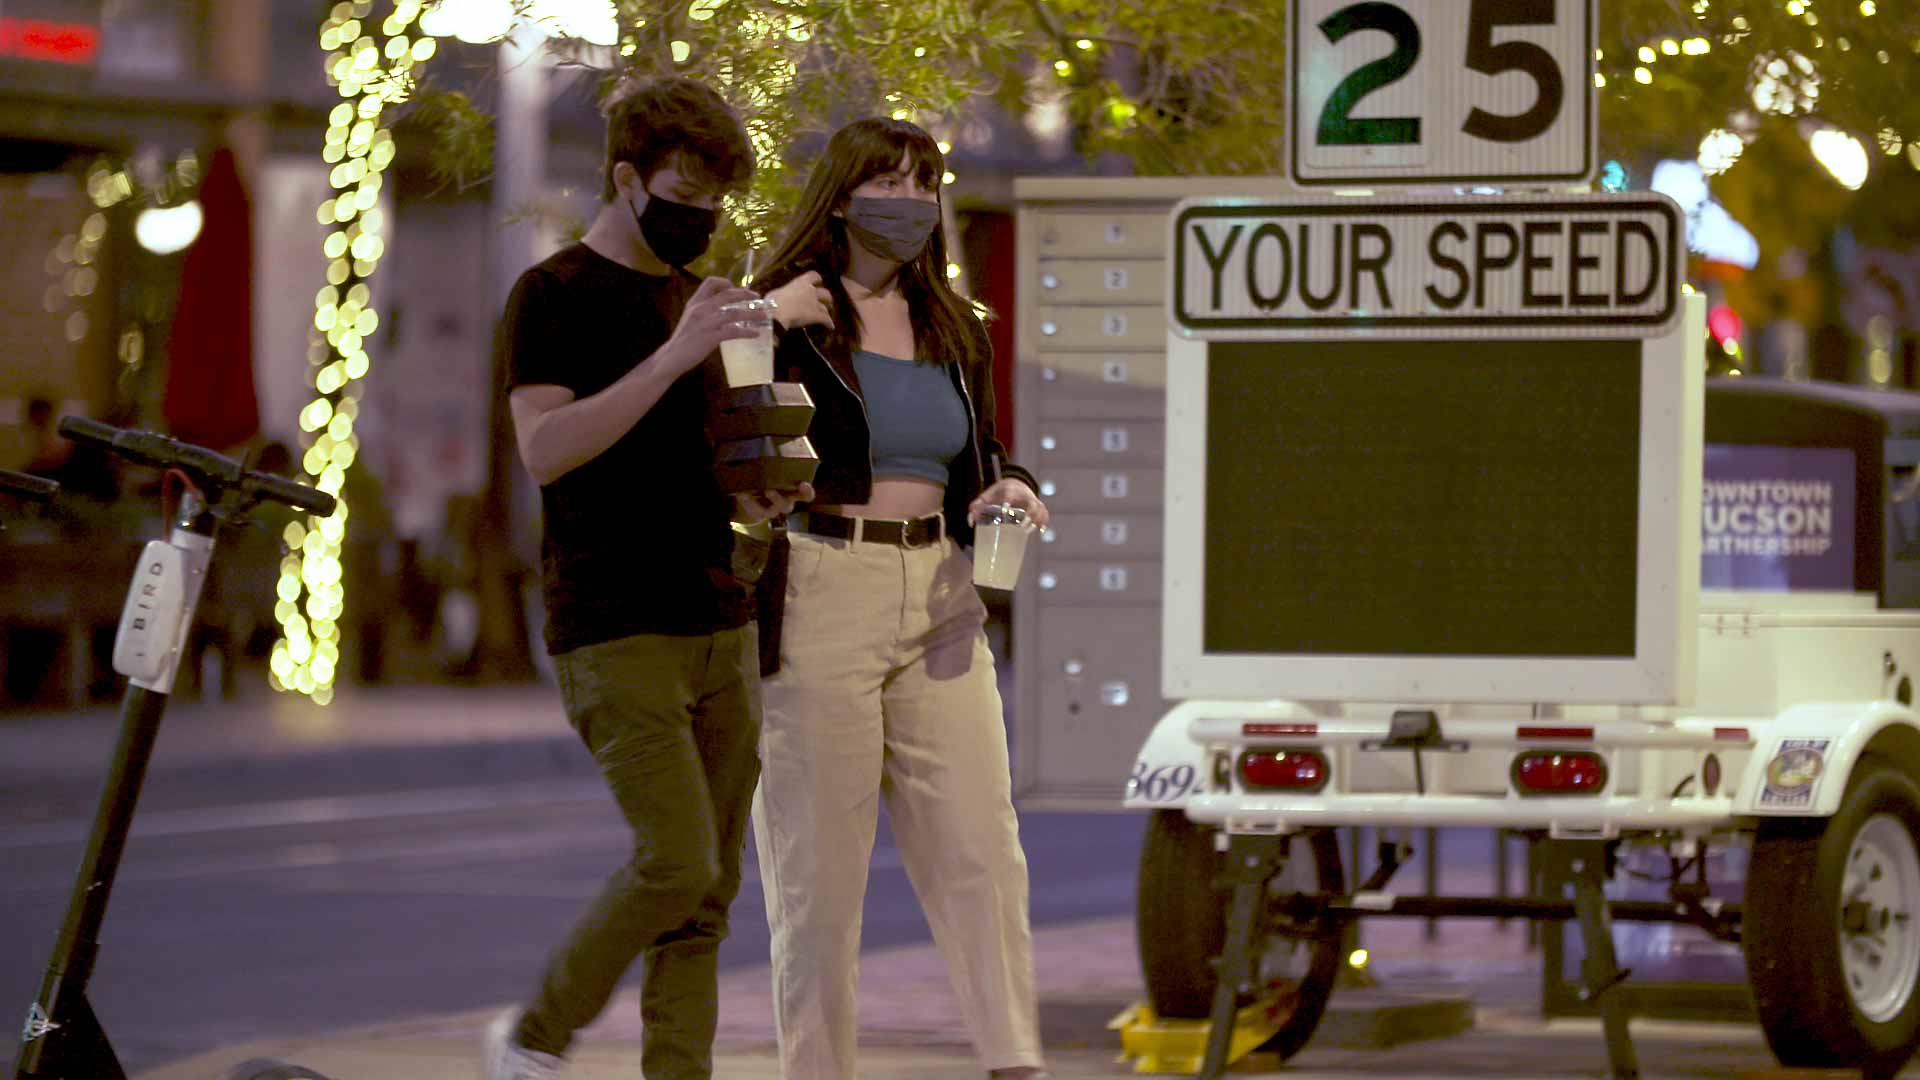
[1747,757,1920,1080]
[1136,810,1344,1060]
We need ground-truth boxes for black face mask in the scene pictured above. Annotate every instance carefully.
[627,188,717,268]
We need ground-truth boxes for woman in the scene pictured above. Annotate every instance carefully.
[751,118,1051,1080]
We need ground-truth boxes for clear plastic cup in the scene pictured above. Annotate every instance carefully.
[719,297,777,387]
[972,504,1035,590]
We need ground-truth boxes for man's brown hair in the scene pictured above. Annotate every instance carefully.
[601,76,754,202]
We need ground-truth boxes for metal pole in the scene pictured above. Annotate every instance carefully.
[13,687,167,1080]
[1423,826,1440,941]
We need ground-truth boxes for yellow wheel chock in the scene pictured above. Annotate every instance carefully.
[1109,996,1286,1074]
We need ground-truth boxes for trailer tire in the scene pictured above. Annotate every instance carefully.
[1136,810,1344,1060]
[1747,757,1920,1080]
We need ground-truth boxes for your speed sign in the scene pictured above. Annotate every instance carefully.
[1291,0,1596,187]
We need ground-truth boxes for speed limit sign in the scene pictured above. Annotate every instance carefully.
[1290,0,1596,187]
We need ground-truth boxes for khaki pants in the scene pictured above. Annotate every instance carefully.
[754,530,1043,1079]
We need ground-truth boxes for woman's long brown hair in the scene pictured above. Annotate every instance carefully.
[756,118,982,367]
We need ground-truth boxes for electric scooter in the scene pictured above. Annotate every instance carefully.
[0,469,59,520]
[12,418,337,1080]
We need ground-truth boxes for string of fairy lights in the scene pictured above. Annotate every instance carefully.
[1593,0,1915,186]
[272,0,437,703]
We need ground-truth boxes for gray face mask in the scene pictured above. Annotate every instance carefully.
[844,196,941,263]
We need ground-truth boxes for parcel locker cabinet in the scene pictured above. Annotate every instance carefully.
[1011,176,1284,810]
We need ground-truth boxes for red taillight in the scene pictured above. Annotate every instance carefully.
[1243,722,1317,737]
[1238,749,1329,792]
[1511,751,1608,795]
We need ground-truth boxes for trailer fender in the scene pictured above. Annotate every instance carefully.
[1739,701,1920,817]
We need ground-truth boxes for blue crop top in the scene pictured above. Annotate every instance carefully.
[851,350,968,485]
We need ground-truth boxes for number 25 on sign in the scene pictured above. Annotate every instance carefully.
[1290,0,1596,187]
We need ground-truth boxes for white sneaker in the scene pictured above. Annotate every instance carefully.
[483,1008,565,1080]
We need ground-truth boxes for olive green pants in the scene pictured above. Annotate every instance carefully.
[517,625,761,1080]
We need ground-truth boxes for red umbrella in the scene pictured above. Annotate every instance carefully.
[164,146,260,452]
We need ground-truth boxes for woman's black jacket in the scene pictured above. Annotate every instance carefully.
[749,317,1038,675]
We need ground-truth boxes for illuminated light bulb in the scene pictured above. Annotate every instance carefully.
[134,202,202,254]
[1638,45,1656,63]
[345,353,371,378]
[1809,126,1869,189]
[937,140,953,154]
[947,263,962,279]
[1861,0,1876,12]
[671,39,690,62]
[1053,59,1072,75]
[1076,38,1094,50]
[914,46,926,57]
[1660,39,1678,55]
[942,171,956,184]
[1634,66,1653,83]
[1698,128,1744,174]
[1594,72,1607,88]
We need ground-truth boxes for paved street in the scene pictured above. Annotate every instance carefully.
[0,686,1142,1071]
[6,684,1917,1079]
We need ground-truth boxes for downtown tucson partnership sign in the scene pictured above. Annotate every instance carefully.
[1169,193,1684,340]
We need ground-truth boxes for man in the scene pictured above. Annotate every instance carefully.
[487,75,812,1080]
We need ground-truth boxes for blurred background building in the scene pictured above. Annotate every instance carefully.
[1,0,1914,710]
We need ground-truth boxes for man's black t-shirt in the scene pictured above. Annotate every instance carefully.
[501,243,749,654]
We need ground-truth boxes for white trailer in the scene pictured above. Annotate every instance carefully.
[1099,188,1920,1080]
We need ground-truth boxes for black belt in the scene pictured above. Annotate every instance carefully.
[796,510,944,548]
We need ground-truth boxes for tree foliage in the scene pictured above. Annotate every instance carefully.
[415,0,1920,254]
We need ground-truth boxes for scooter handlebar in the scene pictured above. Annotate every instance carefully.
[246,472,338,516]
[55,416,338,517]
[0,468,59,503]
